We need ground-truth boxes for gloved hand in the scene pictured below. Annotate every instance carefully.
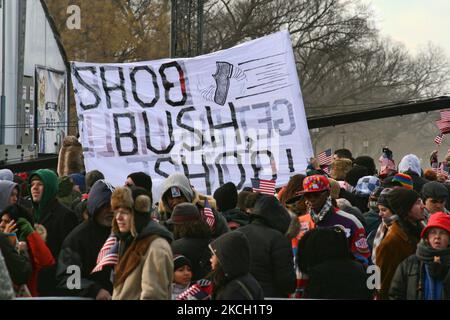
[16,218,34,242]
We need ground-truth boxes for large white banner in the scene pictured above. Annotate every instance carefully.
[71,31,313,196]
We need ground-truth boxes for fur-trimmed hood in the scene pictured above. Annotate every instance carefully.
[158,188,217,218]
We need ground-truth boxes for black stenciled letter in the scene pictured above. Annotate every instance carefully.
[205,102,241,146]
[142,111,174,154]
[215,152,246,189]
[130,66,159,108]
[100,66,128,109]
[72,65,101,110]
[181,155,211,194]
[155,157,177,178]
[113,113,138,156]
[159,61,187,106]
[177,107,204,151]
[251,150,277,180]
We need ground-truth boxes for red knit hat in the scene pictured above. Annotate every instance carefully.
[421,212,450,238]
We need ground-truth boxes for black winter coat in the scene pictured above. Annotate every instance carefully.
[215,273,264,300]
[171,237,212,281]
[0,234,32,285]
[56,220,113,298]
[305,259,373,299]
[34,198,79,296]
[238,196,295,298]
[389,255,450,300]
[209,231,264,300]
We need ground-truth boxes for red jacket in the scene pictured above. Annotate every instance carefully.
[26,232,55,296]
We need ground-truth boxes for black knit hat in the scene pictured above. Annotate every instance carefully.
[213,182,238,212]
[173,254,192,271]
[377,188,393,209]
[386,188,420,218]
[127,172,152,194]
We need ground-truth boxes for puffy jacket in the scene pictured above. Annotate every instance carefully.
[238,196,295,298]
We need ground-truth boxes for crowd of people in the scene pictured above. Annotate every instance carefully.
[1,143,450,300]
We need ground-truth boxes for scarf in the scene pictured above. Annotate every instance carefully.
[416,241,450,281]
[309,197,333,224]
[371,215,399,265]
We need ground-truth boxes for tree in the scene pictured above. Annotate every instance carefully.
[201,0,450,116]
[45,0,171,63]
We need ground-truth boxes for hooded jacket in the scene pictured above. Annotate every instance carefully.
[112,220,174,300]
[56,180,115,298]
[0,180,18,211]
[238,196,296,298]
[156,173,230,238]
[28,169,79,296]
[0,169,14,181]
[209,231,264,300]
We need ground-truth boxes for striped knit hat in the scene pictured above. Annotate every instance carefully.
[391,173,413,190]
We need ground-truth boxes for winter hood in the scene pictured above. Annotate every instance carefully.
[209,231,249,279]
[87,180,115,218]
[251,195,291,234]
[0,181,18,212]
[29,169,59,220]
[398,154,421,176]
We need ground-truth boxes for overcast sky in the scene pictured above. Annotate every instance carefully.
[366,0,450,55]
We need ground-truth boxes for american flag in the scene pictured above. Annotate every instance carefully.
[440,109,450,121]
[203,199,216,231]
[322,165,330,175]
[436,120,450,134]
[177,279,212,300]
[251,178,276,195]
[91,235,119,274]
[435,134,445,145]
[317,148,333,166]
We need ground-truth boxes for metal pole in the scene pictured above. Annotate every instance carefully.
[170,0,176,58]
[0,0,6,144]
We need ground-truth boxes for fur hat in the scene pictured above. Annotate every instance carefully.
[330,159,353,181]
[111,187,134,211]
[111,186,152,236]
